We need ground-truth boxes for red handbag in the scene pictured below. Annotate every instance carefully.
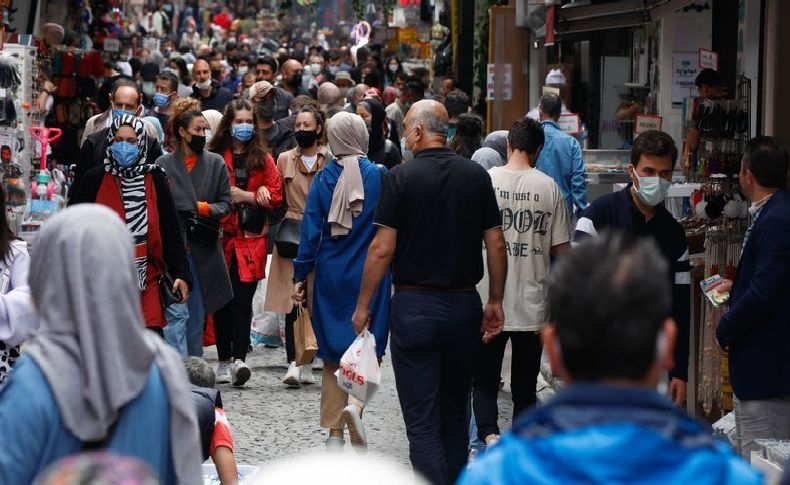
[234,236,267,283]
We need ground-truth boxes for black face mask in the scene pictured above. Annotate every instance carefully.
[258,98,277,120]
[257,99,276,120]
[287,73,303,89]
[211,69,221,80]
[294,130,318,148]
[187,134,206,154]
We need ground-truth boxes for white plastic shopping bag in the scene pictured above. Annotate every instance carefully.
[335,330,381,403]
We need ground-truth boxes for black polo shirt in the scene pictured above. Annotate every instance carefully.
[574,185,691,380]
[374,147,502,288]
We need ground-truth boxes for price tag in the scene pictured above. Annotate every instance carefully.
[558,114,580,135]
[698,48,719,70]
[634,114,663,135]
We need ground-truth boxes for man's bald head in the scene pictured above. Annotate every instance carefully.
[403,99,449,155]
[282,59,303,76]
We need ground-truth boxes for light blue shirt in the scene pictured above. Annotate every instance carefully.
[0,357,175,484]
[536,120,588,219]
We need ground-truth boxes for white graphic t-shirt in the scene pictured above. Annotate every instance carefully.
[478,166,571,332]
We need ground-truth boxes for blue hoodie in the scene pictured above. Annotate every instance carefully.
[459,384,760,485]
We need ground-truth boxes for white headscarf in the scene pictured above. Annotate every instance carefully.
[24,205,202,484]
[327,112,369,237]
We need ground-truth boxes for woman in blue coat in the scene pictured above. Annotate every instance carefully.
[293,111,391,451]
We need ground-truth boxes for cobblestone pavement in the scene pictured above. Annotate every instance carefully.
[203,344,514,468]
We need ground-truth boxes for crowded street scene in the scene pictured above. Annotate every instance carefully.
[0,0,787,483]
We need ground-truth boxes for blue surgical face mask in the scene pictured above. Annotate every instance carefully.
[111,141,140,168]
[632,167,671,206]
[153,93,170,108]
[232,123,254,142]
[328,65,339,76]
[112,108,135,120]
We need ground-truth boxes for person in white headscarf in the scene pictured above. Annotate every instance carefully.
[291,112,392,452]
[0,205,202,484]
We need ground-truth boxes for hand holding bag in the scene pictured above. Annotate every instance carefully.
[294,304,318,366]
[158,272,183,307]
[335,330,381,403]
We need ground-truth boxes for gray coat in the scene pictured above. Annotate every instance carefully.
[156,150,233,314]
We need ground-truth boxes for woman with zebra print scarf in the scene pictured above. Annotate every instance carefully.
[69,114,192,335]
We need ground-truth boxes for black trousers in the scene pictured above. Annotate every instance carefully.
[390,290,482,485]
[472,330,542,441]
[214,257,258,362]
[284,305,297,363]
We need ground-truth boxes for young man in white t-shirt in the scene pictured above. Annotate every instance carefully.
[474,118,571,447]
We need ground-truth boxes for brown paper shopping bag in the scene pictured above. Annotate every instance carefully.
[295,304,318,366]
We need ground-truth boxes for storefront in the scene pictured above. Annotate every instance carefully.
[510,0,787,476]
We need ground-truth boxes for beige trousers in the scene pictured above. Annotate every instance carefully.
[321,363,365,429]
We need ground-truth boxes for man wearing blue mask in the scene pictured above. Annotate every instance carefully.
[74,79,164,197]
[81,79,160,145]
[574,130,690,408]
[147,72,179,140]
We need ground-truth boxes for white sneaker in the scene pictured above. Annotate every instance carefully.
[231,359,251,387]
[282,361,301,387]
[342,404,367,451]
[325,436,345,452]
[300,365,315,385]
[312,358,324,371]
[216,362,232,384]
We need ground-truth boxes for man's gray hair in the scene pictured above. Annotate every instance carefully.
[411,102,448,138]
[183,357,216,388]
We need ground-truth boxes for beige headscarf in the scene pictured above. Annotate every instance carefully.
[327,112,369,237]
[201,109,223,135]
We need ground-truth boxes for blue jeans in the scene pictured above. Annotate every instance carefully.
[468,401,485,453]
[163,253,205,357]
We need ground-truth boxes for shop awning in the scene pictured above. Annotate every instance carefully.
[552,0,700,35]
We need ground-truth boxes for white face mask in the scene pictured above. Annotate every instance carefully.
[632,168,671,207]
[309,63,322,76]
[388,64,398,73]
[237,66,249,77]
[195,79,212,90]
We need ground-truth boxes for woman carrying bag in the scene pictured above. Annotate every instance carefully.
[70,114,191,334]
[208,98,282,387]
[157,98,233,358]
[292,112,391,451]
[265,105,329,388]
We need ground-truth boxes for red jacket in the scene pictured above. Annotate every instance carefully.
[221,149,282,282]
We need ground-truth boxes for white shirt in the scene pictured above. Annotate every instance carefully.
[477,167,570,332]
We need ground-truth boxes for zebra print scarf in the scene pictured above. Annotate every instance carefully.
[104,114,162,291]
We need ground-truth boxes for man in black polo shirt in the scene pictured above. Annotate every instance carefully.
[574,130,690,406]
[352,100,507,485]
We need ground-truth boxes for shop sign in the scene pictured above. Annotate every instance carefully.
[486,63,512,101]
[671,52,699,104]
[698,48,719,71]
[104,38,120,52]
[634,114,663,135]
[558,114,581,135]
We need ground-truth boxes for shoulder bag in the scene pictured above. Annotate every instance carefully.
[185,210,221,246]
[237,203,267,233]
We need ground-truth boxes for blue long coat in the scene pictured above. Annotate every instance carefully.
[293,157,391,363]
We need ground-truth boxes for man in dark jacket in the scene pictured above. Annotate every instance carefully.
[459,234,759,485]
[716,136,790,458]
[191,59,233,112]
